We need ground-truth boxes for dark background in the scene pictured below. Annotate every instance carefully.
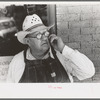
[0,4,48,56]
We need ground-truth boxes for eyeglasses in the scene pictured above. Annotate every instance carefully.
[26,30,50,40]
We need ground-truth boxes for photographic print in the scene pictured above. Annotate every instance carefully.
[0,1,100,98]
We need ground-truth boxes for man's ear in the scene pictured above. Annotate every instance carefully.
[24,38,29,45]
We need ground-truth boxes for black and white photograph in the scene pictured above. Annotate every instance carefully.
[0,1,100,98]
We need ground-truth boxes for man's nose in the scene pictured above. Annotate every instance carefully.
[41,35,48,40]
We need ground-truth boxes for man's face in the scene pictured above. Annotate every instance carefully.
[26,26,50,53]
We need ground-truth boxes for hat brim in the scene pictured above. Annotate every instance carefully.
[16,24,55,44]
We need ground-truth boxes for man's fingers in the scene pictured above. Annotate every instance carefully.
[49,35,58,44]
[49,34,56,39]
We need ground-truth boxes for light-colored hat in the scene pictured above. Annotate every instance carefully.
[17,14,54,44]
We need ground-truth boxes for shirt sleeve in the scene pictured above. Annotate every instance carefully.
[6,51,25,83]
[61,45,95,80]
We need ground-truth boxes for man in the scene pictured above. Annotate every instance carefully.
[6,14,95,83]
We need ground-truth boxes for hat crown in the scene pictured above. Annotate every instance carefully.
[22,14,43,31]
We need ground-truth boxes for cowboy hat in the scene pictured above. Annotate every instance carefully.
[17,14,54,44]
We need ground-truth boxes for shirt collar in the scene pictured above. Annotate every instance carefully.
[26,48,54,60]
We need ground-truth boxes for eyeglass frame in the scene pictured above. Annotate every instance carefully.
[25,29,50,40]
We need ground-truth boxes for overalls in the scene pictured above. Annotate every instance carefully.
[19,48,70,83]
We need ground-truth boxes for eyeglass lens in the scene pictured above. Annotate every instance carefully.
[37,31,49,39]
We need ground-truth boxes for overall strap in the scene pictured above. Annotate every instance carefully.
[23,49,27,62]
[50,45,70,82]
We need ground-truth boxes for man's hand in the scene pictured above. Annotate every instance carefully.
[49,34,65,53]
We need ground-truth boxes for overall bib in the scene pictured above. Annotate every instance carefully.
[19,48,70,83]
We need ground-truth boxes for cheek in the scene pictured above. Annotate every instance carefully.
[34,42,41,48]
[31,39,41,48]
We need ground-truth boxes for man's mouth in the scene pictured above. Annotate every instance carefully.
[42,42,48,45]
[41,40,49,46]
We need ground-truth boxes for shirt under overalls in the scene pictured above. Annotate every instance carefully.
[19,49,70,83]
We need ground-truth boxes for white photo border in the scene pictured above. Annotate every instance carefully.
[0,1,100,99]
